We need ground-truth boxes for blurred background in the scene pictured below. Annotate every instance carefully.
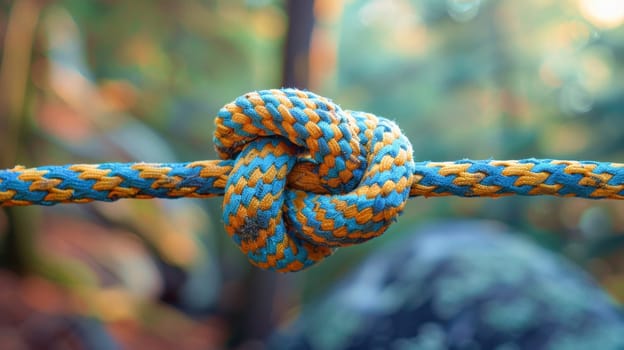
[0,0,623,348]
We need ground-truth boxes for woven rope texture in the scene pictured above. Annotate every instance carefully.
[1,88,623,271]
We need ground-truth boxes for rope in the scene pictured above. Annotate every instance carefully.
[1,88,623,271]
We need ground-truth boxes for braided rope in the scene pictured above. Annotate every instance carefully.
[1,89,623,271]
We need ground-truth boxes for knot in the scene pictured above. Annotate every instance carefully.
[215,89,415,272]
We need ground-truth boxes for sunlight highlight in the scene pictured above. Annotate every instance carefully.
[578,0,624,29]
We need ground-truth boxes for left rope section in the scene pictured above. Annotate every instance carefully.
[0,161,233,206]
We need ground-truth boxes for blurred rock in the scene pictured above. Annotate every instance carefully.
[273,221,624,350]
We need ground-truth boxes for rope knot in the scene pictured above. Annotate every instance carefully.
[215,89,415,271]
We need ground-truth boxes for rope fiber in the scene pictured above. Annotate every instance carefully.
[1,88,623,271]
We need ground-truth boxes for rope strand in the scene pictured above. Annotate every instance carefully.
[1,158,622,207]
[1,88,622,271]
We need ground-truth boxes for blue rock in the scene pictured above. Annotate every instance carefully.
[272,221,624,350]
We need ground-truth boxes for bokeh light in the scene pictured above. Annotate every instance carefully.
[447,0,482,22]
[578,0,624,29]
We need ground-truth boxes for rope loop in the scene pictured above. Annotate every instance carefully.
[215,89,415,271]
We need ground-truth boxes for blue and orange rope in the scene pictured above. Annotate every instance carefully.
[1,89,623,271]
